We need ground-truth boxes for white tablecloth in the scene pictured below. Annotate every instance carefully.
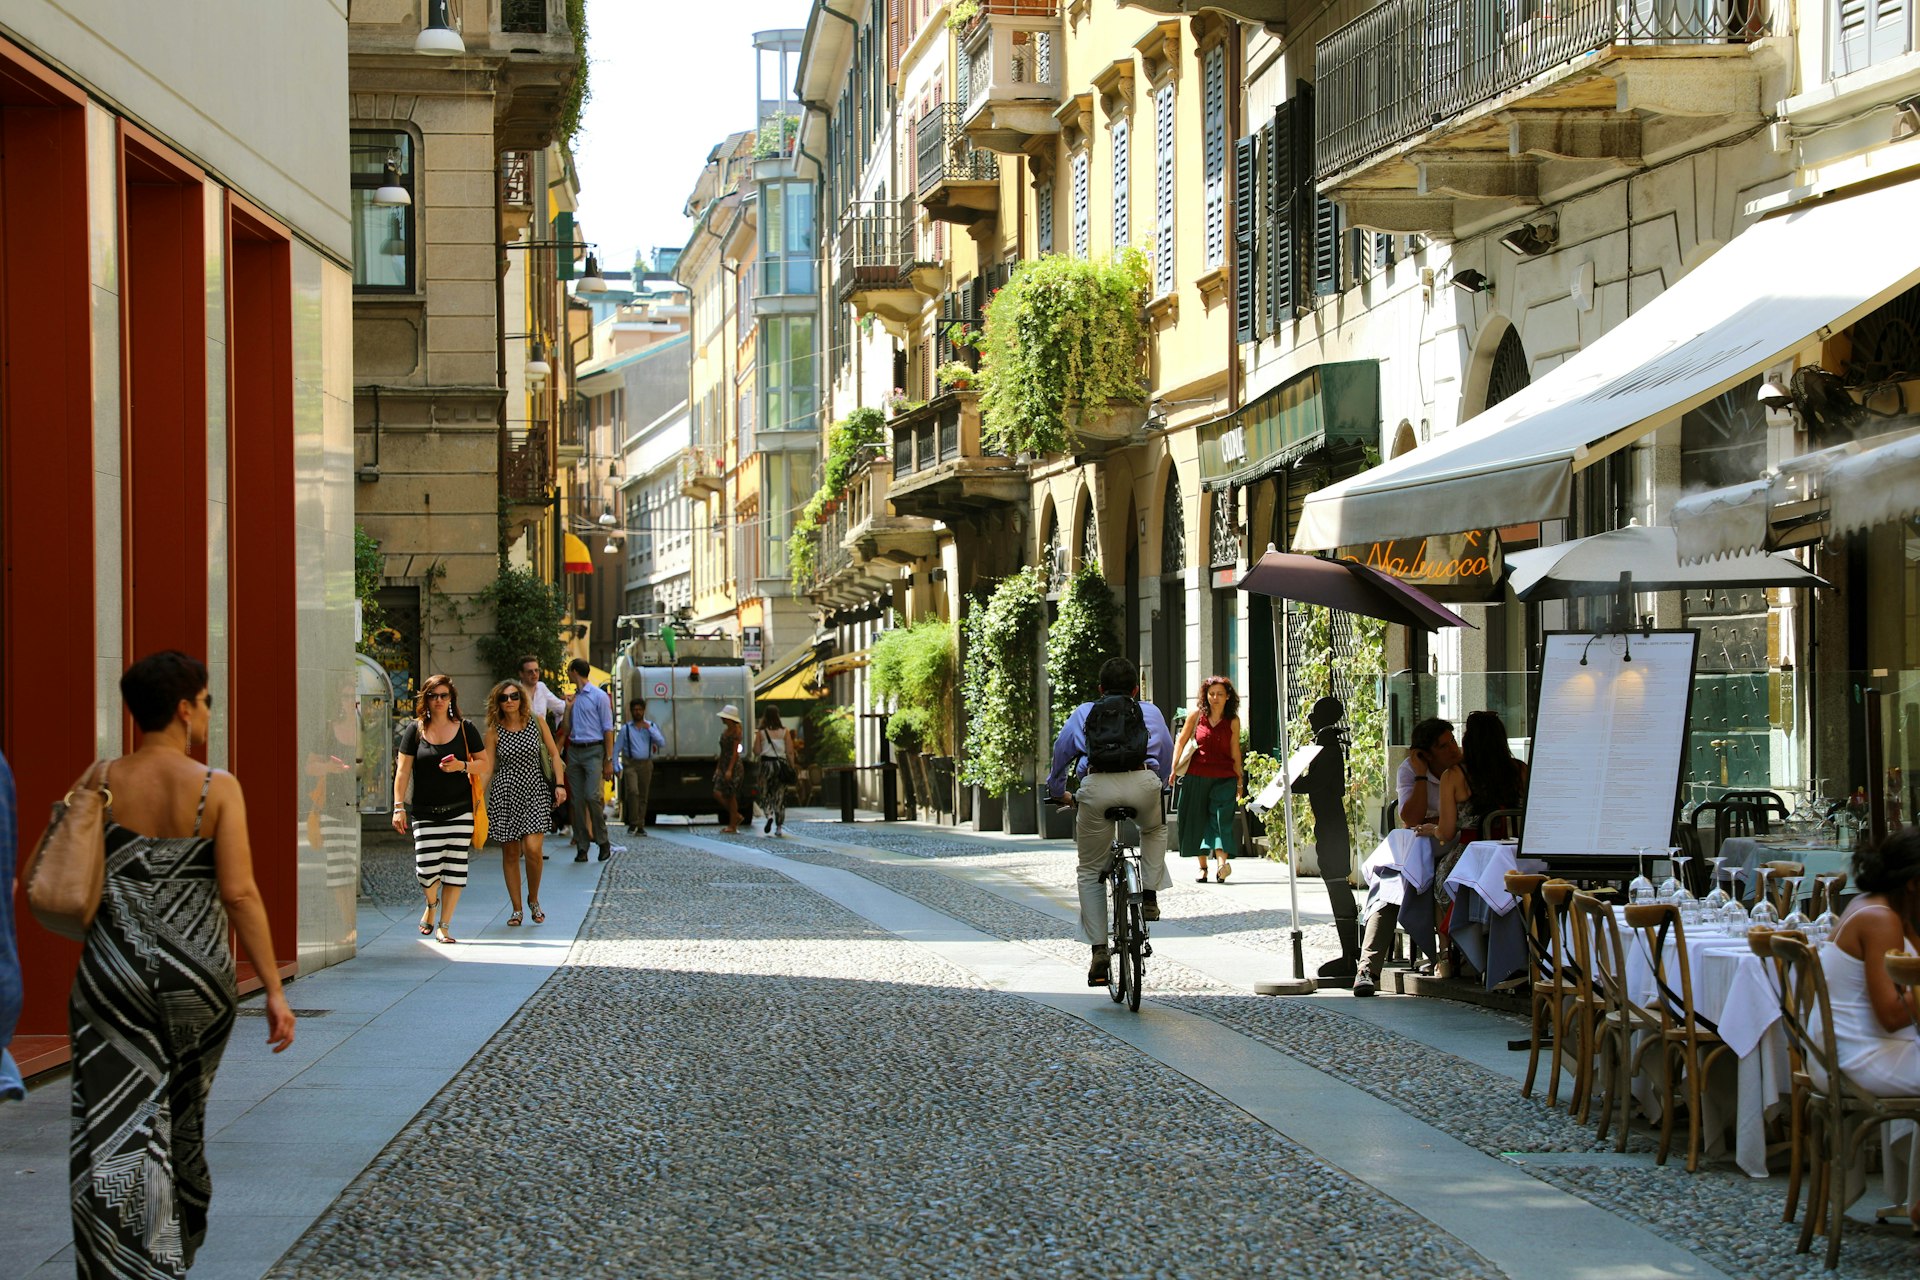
[1717,839,1852,904]
[1444,840,1546,915]
[1361,828,1434,908]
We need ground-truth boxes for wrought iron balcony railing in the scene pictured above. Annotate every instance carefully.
[1316,0,1770,178]
[958,1,1063,118]
[502,427,549,503]
[836,199,922,296]
[916,105,1000,196]
[501,151,531,207]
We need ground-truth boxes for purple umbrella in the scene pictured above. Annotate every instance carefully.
[1237,550,1475,632]
[1236,549,1469,992]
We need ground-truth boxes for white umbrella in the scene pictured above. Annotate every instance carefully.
[1506,523,1826,601]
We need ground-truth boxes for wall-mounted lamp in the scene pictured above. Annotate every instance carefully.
[1498,222,1557,257]
[525,341,551,380]
[415,0,465,55]
[597,506,618,528]
[1757,378,1794,410]
[1450,268,1493,295]
[372,157,411,207]
[602,537,620,555]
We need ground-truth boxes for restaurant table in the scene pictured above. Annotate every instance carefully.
[1360,829,1438,963]
[1716,838,1852,905]
[1444,840,1548,989]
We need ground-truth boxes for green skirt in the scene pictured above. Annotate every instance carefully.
[1177,774,1238,858]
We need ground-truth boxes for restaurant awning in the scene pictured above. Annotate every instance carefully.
[1673,428,1920,560]
[563,532,595,574]
[1198,361,1378,492]
[1293,177,1920,551]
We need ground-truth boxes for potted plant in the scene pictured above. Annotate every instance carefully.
[936,361,977,393]
[959,568,1047,829]
[869,614,958,818]
[976,248,1150,457]
[883,387,911,418]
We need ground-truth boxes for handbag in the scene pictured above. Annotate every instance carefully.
[25,760,112,941]
[460,726,488,847]
[1172,735,1200,779]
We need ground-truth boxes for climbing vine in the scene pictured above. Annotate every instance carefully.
[790,406,888,587]
[1044,564,1120,733]
[868,615,956,750]
[960,568,1048,796]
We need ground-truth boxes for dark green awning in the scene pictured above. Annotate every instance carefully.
[1199,361,1380,492]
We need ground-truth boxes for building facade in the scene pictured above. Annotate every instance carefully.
[1,1,355,1059]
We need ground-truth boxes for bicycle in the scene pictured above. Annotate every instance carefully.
[1098,803,1152,1011]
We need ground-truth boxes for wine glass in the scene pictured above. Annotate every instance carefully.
[1720,867,1750,934]
[1811,879,1843,945]
[1702,856,1730,914]
[1779,875,1810,933]
[1657,843,1684,903]
[1750,866,1780,927]
[1630,846,1656,905]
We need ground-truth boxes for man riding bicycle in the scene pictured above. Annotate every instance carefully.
[1046,657,1174,987]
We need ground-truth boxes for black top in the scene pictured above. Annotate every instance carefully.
[1292,727,1350,855]
[399,720,484,819]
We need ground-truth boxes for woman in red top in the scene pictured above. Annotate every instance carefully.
[1173,676,1246,883]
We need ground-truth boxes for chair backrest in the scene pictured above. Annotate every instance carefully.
[1769,935,1847,1118]
[1573,891,1638,1023]
[1764,861,1807,915]
[1507,870,1548,979]
[1722,789,1790,829]
[1484,807,1524,841]
[1688,800,1726,859]
[1716,800,1767,844]
[1626,901,1708,1040]
[1813,872,1849,918]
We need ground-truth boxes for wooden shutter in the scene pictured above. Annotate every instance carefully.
[1038,178,1055,255]
[1203,43,1227,270]
[1314,196,1342,296]
[1154,80,1176,297]
[1072,150,1091,258]
[1267,105,1295,327]
[1232,132,1257,343]
[1112,116,1130,248]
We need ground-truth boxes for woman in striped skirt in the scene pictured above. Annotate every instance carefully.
[393,674,490,944]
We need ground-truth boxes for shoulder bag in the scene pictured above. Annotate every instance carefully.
[460,724,488,847]
[25,760,112,941]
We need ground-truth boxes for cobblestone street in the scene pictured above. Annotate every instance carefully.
[13,814,1920,1279]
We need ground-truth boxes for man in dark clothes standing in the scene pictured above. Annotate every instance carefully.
[1292,696,1357,979]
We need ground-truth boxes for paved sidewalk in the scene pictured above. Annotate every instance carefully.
[0,832,611,1280]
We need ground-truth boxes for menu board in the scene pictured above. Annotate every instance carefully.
[1521,631,1698,859]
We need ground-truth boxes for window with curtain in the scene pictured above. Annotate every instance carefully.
[350,129,414,292]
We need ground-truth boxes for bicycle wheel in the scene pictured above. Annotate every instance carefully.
[1107,876,1127,1004]
[1126,900,1145,1011]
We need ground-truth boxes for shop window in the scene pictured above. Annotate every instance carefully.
[351,129,415,292]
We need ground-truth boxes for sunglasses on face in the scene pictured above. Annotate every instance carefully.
[425,691,451,701]
[499,691,522,702]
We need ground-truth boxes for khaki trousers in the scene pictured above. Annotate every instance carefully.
[621,757,654,828]
[1072,770,1171,946]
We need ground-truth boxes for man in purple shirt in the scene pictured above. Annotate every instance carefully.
[1048,657,1174,986]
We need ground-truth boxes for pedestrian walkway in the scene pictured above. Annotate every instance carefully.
[6,813,1916,1277]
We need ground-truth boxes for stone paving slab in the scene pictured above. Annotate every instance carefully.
[267,840,1506,1280]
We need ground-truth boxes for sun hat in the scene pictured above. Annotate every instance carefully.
[718,704,741,723]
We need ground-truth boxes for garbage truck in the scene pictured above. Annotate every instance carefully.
[613,627,754,825]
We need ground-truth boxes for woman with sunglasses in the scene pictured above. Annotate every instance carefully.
[484,678,567,925]
[393,675,489,943]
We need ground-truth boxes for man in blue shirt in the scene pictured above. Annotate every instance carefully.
[1047,657,1174,986]
[615,698,666,836]
[564,659,616,861]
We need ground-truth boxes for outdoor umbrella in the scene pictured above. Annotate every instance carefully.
[1506,523,1826,601]
[1237,549,1472,991]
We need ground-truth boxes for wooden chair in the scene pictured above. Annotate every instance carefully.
[1484,807,1525,841]
[1769,935,1920,1268]
[1764,860,1807,916]
[1722,788,1791,831]
[1811,872,1848,919]
[1507,871,1557,1101]
[1627,902,1737,1171]
[1573,891,1664,1148]
[1748,928,1812,1223]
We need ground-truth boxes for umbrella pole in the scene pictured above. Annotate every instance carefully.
[1257,595,1315,995]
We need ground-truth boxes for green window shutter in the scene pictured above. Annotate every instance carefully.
[1314,196,1342,297]
[1269,104,1295,327]
[1233,133,1257,344]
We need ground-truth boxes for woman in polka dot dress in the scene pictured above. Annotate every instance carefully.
[485,679,567,927]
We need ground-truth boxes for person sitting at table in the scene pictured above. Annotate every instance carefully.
[1434,710,1528,850]
[1355,718,1460,997]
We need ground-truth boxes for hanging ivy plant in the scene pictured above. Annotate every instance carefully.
[1044,563,1120,733]
[790,407,887,588]
[868,615,956,750]
[977,248,1150,457]
[960,568,1048,796]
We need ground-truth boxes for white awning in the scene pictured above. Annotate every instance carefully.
[1294,177,1920,551]
[1827,431,1920,537]
[1670,480,1771,562]
[1671,432,1918,560]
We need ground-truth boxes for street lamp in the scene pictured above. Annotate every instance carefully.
[524,340,551,381]
[372,157,411,207]
[414,0,465,55]
[577,253,608,294]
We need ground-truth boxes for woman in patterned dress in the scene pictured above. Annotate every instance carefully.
[392,674,489,944]
[69,650,295,1278]
[484,679,567,926]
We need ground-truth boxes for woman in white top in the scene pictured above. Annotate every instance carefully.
[754,707,799,838]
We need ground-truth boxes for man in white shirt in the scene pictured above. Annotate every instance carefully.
[518,655,568,726]
[1355,717,1459,997]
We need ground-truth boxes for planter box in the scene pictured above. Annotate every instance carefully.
[1006,785,1038,835]
[971,784,1003,832]
[1042,799,1073,839]
[928,756,958,820]
[894,750,921,819]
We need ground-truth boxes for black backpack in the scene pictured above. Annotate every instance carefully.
[1084,694,1149,773]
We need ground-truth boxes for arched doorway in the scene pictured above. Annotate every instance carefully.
[1151,469,1187,722]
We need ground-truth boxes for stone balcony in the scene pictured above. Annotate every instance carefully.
[677,446,724,500]
[809,461,939,608]
[835,199,944,336]
[958,1,1066,154]
[1314,0,1777,239]
[883,392,1029,525]
[916,104,1002,227]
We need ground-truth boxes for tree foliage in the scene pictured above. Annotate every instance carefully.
[960,569,1047,795]
[476,565,568,680]
[977,249,1150,456]
[1045,564,1120,733]
[354,524,385,653]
